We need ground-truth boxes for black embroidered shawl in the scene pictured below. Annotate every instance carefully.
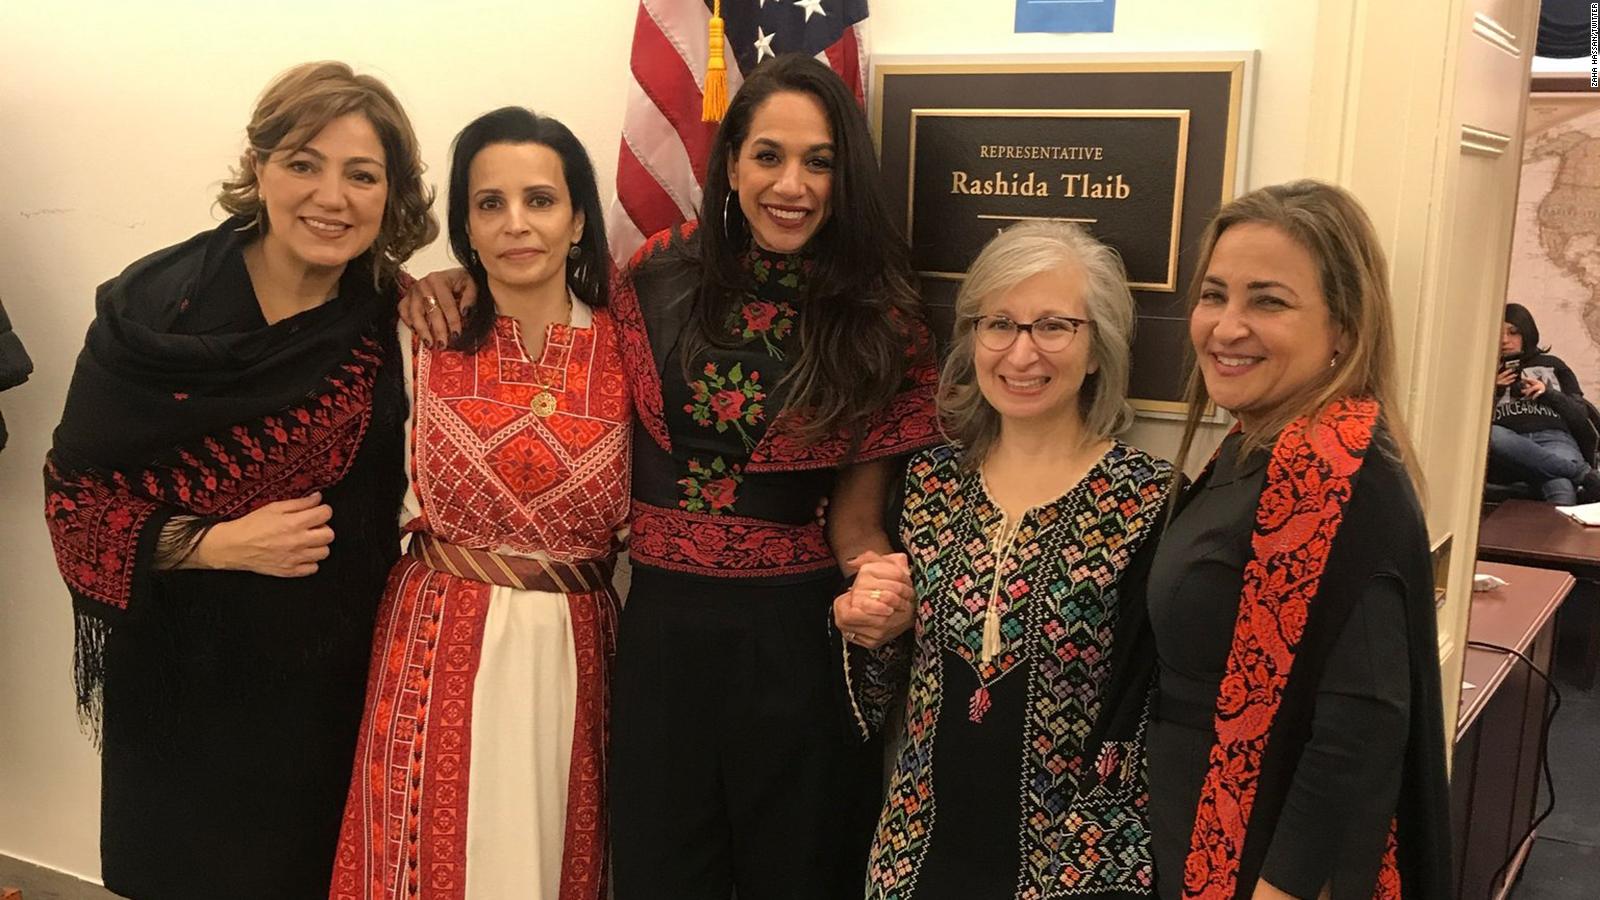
[44,217,393,735]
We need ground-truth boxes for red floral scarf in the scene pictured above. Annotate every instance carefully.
[1182,396,1402,900]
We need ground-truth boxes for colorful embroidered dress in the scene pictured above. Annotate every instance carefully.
[331,302,630,900]
[864,443,1170,900]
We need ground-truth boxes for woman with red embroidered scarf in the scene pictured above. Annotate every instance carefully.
[43,63,436,899]
[330,107,628,900]
[405,54,938,899]
[1112,181,1451,900]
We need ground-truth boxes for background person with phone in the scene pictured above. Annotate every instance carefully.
[1486,302,1600,504]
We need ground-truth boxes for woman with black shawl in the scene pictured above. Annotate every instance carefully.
[43,61,437,900]
[1093,181,1451,899]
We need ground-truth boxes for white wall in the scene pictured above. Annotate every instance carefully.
[0,0,1321,882]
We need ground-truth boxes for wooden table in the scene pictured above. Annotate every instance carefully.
[1476,499,1600,688]
[1451,561,1571,900]
[1457,561,1573,732]
[1479,499,1600,575]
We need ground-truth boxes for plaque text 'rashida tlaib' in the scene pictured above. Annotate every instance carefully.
[908,112,1188,289]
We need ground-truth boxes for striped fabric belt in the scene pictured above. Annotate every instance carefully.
[407,532,616,595]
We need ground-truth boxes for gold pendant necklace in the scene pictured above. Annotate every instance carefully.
[519,296,573,419]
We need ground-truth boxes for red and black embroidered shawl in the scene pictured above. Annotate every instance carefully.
[44,218,393,734]
[1080,399,1451,898]
[1175,398,1451,900]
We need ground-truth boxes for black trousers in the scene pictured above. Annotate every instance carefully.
[610,565,880,899]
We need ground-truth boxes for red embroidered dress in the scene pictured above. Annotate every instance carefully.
[331,303,630,900]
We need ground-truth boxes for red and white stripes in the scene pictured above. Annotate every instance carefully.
[608,0,868,265]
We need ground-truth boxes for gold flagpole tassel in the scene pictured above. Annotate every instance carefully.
[702,0,729,122]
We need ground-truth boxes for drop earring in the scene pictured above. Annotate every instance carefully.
[568,243,581,260]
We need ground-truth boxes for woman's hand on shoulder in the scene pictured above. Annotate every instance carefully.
[400,269,476,347]
[188,493,335,578]
[833,550,915,649]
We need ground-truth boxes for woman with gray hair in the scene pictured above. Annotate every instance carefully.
[844,220,1171,899]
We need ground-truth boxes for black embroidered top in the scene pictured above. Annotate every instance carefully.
[861,443,1171,899]
[614,223,939,581]
[653,243,812,518]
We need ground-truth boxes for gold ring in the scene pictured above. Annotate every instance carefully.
[870,588,883,602]
[424,295,439,311]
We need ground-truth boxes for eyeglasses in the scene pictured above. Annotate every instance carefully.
[966,315,1092,353]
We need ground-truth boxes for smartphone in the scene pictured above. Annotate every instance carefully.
[1500,356,1523,397]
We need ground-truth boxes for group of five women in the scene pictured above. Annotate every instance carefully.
[45,56,1449,900]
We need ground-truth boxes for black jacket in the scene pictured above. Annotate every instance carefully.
[1088,423,1451,899]
[0,296,35,452]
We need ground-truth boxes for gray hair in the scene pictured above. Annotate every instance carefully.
[938,220,1136,466]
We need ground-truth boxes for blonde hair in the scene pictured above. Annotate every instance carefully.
[1172,179,1421,489]
[939,220,1136,467]
[217,61,438,286]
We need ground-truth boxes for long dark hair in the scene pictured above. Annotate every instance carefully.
[447,107,608,352]
[1503,302,1548,362]
[682,54,924,444]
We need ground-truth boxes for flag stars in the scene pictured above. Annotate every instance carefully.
[795,0,827,20]
[753,26,777,62]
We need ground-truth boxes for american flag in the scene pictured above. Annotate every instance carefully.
[608,0,870,264]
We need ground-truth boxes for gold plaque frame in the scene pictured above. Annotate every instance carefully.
[907,108,1191,291]
[871,54,1255,421]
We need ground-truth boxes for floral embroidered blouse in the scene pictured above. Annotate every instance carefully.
[664,247,804,518]
[613,223,940,582]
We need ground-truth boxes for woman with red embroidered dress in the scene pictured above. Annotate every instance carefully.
[328,108,627,900]
[1105,181,1451,900]
[43,62,436,900]
[404,54,938,900]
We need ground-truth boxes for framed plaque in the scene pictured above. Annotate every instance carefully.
[873,55,1254,418]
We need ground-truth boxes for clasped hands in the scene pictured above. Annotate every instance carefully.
[833,551,915,649]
